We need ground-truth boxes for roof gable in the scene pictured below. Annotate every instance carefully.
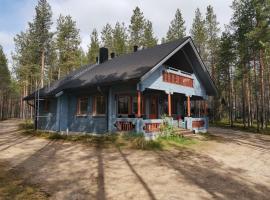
[24,36,217,100]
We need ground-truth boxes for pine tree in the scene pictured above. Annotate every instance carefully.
[190,8,208,62]
[30,0,53,87]
[56,14,81,79]
[217,31,235,125]
[113,22,128,55]
[0,45,10,91]
[87,29,100,64]
[166,9,186,42]
[0,45,11,120]
[101,23,113,53]
[205,5,220,80]
[142,20,157,48]
[129,6,145,48]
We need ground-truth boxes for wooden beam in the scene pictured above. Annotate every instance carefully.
[137,91,141,117]
[204,101,207,116]
[187,96,191,117]
[168,93,172,117]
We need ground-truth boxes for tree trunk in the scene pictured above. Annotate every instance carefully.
[41,49,45,88]
[242,63,246,128]
[253,55,260,132]
[259,49,265,129]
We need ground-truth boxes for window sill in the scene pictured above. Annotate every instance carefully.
[76,114,88,117]
[92,114,106,118]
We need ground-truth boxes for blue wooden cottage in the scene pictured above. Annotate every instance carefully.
[24,37,217,135]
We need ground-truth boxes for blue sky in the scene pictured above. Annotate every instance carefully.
[0,0,233,69]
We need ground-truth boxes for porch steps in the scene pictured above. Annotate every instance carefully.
[174,128,194,136]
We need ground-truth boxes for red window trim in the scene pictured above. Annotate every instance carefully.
[92,95,106,116]
[76,96,88,116]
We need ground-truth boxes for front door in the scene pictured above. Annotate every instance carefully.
[149,96,158,119]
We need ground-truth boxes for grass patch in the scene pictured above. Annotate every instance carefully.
[157,135,197,148]
[19,121,198,150]
[0,162,48,200]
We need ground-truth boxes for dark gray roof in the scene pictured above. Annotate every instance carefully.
[24,36,217,100]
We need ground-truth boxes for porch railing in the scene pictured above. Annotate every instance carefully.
[115,117,208,134]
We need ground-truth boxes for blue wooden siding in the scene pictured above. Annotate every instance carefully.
[37,98,58,131]
[37,92,108,133]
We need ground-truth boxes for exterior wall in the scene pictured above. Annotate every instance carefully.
[140,65,207,98]
[67,95,107,133]
[37,98,58,131]
[37,92,108,134]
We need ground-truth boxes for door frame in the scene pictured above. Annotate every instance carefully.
[149,95,158,119]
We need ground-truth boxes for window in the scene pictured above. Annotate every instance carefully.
[118,96,130,115]
[44,99,50,112]
[77,97,88,115]
[93,95,106,115]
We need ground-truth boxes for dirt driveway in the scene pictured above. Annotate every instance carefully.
[0,120,270,200]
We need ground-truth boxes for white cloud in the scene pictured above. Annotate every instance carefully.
[1,0,233,64]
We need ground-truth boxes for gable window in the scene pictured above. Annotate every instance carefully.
[44,99,50,112]
[118,95,131,115]
[77,97,88,115]
[93,95,106,115]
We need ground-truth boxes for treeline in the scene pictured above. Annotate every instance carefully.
[216,0,270,131]
[1,0,270,131]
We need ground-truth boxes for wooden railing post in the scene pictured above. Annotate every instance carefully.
[137,90,141,117]
[187,96,191,117]
[168,93,172,117]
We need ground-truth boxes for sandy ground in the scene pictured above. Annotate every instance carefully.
[0,119,270,200]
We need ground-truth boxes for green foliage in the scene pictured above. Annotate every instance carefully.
[0,45,10,91]
[159,116,177,136]
[113,22,128,55]
[101,23,113,53]
[87,29,100,63]
[205,5,220,76]
[142,20,158,48]
[166,9,186,42]
[56,14,81,78]
[190,8,207,61]
[129,6,145,48]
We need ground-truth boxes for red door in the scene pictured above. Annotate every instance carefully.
[149,96,158,119]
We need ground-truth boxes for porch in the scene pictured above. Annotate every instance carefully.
[113,89,208,135]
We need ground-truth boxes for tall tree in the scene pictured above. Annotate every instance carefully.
[205,5,220,80]
[0,45,11,120]
[142,20,157,48]
[30,0,53,87]
[190,8,208,62]
[101,23,113,53]
[129,6,145,48]
[246,0,270,128]
[217,31,235,125]
[87,29,100,64]
[166,9,186,42]
[56,14,81,79]
[113,22,128,55]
